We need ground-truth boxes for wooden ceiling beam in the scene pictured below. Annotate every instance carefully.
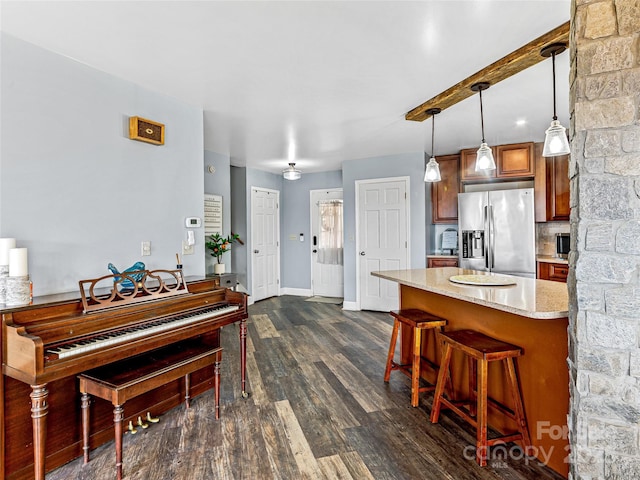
[405,21,570,122]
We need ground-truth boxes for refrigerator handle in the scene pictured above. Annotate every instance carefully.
[483,205,489,269]
[490,205,495,269]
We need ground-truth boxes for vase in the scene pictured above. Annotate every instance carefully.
[214,263,225,275]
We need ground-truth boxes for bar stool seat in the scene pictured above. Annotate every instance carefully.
[430,329,531,466]
[384,309,447,407]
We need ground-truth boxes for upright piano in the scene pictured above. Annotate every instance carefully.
[1,271,248,480]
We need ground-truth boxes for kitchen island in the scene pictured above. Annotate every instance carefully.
[372,267,569,477]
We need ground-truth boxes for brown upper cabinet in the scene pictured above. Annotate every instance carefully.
[460,142,535,183]
[534,142,570,222]
[431,154,460,224]
[460,147,496,181]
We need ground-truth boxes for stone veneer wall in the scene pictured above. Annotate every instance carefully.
[569,0,640,478]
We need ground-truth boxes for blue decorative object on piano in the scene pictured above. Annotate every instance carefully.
[107,262,146,289]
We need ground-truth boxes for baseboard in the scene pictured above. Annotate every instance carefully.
[342,301,359,311]
[279,287,312,297]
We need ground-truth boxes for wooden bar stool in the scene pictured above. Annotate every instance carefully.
[430,330,531,466]
[384,309,447,407]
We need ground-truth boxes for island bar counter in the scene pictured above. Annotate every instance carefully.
[372,267,569,477]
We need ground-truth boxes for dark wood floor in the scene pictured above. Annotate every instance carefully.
[48,295,565,480]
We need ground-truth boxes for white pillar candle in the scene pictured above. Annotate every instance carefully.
[9,248,28,277]
[0,238,16,265]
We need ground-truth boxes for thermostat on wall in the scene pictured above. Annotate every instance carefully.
[185,217,202,228]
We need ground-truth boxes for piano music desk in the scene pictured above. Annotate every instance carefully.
[79,341,223,480]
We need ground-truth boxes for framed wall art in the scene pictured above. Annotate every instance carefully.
[129,116,165,145]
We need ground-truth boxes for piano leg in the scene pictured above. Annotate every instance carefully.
[185,373,191,408]
[114,404,124,480]
[30,384,48,480]
[240,317,249,398]
[214,352,221,419]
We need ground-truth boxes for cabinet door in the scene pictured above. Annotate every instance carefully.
[534,142,570,222]
[431,154,460,223]
[547,154,570,221]
[428,257,459,268]
[460,148,496,182]
[537,262,568,282]
[496,142,535,178]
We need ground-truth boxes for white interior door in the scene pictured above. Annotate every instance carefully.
[357,178,409,311]
[251,187,280,302]
[310,189,344,298]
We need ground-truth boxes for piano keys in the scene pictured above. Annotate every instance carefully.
[46,303,239,360]
[1,274,248,480]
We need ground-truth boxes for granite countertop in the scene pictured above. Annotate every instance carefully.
[372,267,568,320]
[536,255,569,265]
[426,254,458,259]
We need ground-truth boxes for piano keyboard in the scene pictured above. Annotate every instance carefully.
[46,303,239,360]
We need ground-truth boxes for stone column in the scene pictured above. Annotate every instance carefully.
[570,0,640,477]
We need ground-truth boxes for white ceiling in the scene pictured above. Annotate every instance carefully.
[1,1,571,175]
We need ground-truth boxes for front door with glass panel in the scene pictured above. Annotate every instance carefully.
[310,189,344,298]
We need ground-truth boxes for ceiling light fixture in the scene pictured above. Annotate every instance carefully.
[282,162,301,181]
[424,108,442,182]
[471,82,496,171]
[541,42,570,157]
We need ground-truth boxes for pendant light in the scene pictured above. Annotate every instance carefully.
[471,82,496,171]
[424,108,442,182]
[282,162,301,181]
[541,42,570,157]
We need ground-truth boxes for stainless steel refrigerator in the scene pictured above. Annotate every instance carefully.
[458,188,536,278]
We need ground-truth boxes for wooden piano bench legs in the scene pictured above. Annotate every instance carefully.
[384,309,448,407]
[78,342,223,480]
[430,330,531,467]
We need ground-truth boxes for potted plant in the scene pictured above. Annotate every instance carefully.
[206,232,239,274]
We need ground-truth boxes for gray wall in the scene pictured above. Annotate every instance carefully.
[0,34,205,295]
[281,170,342,290]
[342,152,427,303]
[230,166,248,289]
[204,150,232,275]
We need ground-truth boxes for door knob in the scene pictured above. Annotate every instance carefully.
[312,249,317,253]
[254,249,259,254]
[359,251,365,256]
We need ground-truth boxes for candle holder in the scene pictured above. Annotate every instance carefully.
[0,265,8,304]
[6,275,30,306]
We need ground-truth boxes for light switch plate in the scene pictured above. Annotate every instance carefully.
[141,241,151,256]
[182,240,194,255]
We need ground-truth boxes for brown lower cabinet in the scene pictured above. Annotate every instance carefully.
[427,257,459,268]
[537,262,568,282]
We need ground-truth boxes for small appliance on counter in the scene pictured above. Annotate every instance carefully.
[441,228,458,255]
[556,233,570,259]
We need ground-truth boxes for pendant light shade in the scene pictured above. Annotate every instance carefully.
[471,82,496,171]
[282,162,301,180]
[543,120,570,157]
[424,108,442,182]
[541,43,570,157]
[475,143,495,171]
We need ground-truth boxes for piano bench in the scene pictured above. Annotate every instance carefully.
[78,340,223,480]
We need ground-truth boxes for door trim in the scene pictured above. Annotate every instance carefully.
[309,188,343,297]
[250,186,281,301]
[355,176,411,311]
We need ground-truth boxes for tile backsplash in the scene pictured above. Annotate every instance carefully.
[536,222,570,255]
